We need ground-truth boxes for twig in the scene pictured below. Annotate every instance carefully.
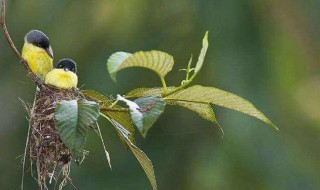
[93,122,112,169]
[1,0,41,85]
[21,122,32,190]
[0,0,21,59]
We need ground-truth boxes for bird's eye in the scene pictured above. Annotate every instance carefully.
[37,44,42,47]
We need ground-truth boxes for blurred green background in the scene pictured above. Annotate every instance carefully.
[1,0,320,189]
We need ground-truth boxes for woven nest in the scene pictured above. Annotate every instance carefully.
[26,85,83,190]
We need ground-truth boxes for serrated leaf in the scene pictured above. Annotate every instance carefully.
[107,50,174,82]
[166,85,278,130]
[126,87,222,132]
[134,96,166,137]
[107,52,132,81]
[55,100,100,156]
[194,31,209,74]
[114,120,157,190]
[170,101,214,121]
[100,115,157,190]
[127,87,215,122]
[166,100,216,123]
[103,110,135,142]
[81,90,135,142]
[126,87,175,98]
[166,100,224,135]
[81,89,113,106]
[117,95,166,137]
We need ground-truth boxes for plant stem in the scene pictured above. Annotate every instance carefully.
[186,69,190,81]
[0,0,22,60]
[108,99,119,109]
[100,112,113,123]
[94,122,112,169]
[160,77,168,95]
[185,55,193,81]
[162,78,192,97]
[1,0,40,85]
[100,107,129,112]
[162,67,200,97]
[161,54,198,97]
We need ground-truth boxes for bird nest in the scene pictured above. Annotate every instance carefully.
[25,85,84,190]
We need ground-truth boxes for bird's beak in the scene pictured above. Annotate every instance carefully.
[45,47,54,59]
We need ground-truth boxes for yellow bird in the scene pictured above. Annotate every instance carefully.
[45,59,78,89]
[22,30,54,78]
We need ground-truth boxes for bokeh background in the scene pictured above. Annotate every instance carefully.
[1,0,320,189]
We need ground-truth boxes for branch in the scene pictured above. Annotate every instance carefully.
[1,0,41,85]
[0,0,21,59]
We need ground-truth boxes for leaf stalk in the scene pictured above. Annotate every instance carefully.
[108,99,119,109]
[160,77,168,95]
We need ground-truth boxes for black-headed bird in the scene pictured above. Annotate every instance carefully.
[45,59,78,89]
[22,30,54,78]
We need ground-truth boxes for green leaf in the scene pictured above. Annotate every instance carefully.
[81,90,135,142]
[107,52,132,81]
[166,85,278,130]
[126,87,175,98]
[55,99,100,156]
[126,88,222,133]
[134,96,166,137]
[166,100,222,130]
[100,114,157,190]
[194,31,209,74]
[103,110,135,142]
[166,101,215,122]
[107,50,174,82]
[81,90,113,105]
[126,87,218,123]
[117,95,166,137]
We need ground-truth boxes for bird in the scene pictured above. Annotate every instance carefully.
[45,59,78,89]
[22,30,54,79]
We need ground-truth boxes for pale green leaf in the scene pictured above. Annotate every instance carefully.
[81,90,135,142]
[55,100,100,156]
[117,95,166,137]
[103,110,135,142]
[107,52,132,81]
[166,100,224,135]
[113,120,157,190]
[100,114,157,190]
[107,50,174,82]
[81,90,113,108]
[166,85,278,130]
[166,100,216,123]
[194,31,209,74]
[126,87,175,98]
[126,87,222,132]
[134,96,166,137]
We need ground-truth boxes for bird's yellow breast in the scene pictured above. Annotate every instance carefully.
[22,43,53,78]
[45,69,78,89]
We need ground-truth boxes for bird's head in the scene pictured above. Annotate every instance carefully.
[24,30,54,59]
[56,59,77,73]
